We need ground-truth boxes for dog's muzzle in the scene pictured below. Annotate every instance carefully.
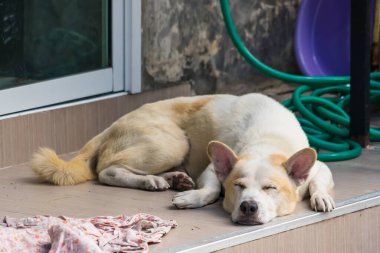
[236,200,263,225]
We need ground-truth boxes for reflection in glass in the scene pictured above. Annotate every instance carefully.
[0,0,109,90]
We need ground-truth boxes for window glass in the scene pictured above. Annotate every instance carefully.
[0,0,110,90]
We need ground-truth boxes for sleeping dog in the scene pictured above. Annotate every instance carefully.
[32,94,335,225]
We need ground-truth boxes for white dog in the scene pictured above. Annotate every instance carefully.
[32,94,335,225]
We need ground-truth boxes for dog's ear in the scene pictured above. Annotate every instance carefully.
[208,141,238,182]
[284,148,317,185]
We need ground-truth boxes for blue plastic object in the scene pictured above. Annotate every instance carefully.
[295,0,351,76]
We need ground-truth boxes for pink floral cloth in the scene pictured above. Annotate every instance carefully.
[0,213,177,253]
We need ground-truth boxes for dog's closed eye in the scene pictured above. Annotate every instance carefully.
[262,185,278,191]
[233,180,246,189]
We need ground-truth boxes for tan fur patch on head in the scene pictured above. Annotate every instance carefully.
[270,173,298,216]
[270,154,288,166]
[238,154,255,161]
[172,97,211,115]
[223,169,243,213]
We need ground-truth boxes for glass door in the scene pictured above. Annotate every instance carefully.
[0,0,140,116]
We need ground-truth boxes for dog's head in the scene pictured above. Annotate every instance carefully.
[207,141,316,225]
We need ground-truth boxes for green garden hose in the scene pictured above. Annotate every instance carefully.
[220,0,380,161]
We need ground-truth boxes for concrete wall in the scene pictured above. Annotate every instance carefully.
[142,0,301,95]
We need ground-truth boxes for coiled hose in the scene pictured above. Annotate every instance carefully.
[220,0,380,161]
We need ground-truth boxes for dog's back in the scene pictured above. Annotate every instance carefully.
[204,94,309,156]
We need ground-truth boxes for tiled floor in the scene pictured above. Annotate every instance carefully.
[1,144,380,252]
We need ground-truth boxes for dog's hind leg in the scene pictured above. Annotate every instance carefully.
[98,166,170,191]
[159,170,195,191]
[97,126,191,191]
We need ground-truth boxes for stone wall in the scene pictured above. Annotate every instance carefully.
[142,0,301,95]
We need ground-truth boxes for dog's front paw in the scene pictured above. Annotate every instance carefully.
[144,175,170,191]
[172,190,204,209]
[172,189,219,209]
[310,191,335,212]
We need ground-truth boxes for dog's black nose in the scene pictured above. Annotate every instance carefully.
[240,201,258,215]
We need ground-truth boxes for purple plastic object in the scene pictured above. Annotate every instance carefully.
[295,0,351,76]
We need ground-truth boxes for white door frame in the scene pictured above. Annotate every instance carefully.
[0,0,141,116]
[125,0,142,94]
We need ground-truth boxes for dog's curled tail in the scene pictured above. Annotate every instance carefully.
[31,147,95,186]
